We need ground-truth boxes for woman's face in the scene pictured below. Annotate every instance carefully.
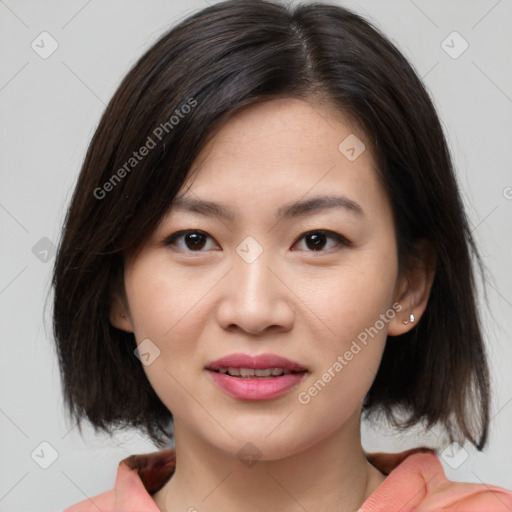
[117,98,410,459]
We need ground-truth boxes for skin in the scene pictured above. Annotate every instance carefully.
[111,97,435,512]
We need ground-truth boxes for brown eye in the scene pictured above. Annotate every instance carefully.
[184,232,207,250]
[163,230,218,252]
[293,230,351,252]
[305,232,328,251]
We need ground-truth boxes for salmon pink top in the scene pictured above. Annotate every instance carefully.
[63,446,512,511]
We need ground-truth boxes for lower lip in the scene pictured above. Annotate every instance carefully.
[207,370,306,400]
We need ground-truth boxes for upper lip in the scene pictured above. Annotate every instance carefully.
[207,353,307,372]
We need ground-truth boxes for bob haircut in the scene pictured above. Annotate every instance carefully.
[52,0,490,449]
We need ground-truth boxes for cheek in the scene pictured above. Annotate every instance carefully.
[125,252,206,340]
[296,243,398,403]
[123,260,205,416]
[308,246,398,345]
[123,254,212,404]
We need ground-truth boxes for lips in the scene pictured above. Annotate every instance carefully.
[207,353,307,373]
[218,367,293,377]
[206,353,308,401]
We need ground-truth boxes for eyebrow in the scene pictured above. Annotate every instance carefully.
[169,194,365,222]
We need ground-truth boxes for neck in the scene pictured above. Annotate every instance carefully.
[153,411,387,512]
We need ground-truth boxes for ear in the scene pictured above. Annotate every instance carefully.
[388,239,436,336]
[108,273,134,333]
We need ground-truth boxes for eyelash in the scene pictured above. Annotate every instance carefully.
[162,229,352,254]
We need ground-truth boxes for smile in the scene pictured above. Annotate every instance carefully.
[206,353,308,400]
[207,367,307,400]
[216,367,298,377]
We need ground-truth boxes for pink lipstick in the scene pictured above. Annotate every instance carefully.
[206,353,307,401]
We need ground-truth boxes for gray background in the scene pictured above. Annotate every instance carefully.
[0,0,511,510]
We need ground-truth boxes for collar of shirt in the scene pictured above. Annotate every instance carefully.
[65,446,512,512]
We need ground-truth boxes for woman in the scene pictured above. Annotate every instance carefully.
[52,1,512,510]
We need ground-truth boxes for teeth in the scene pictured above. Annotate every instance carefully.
[217,367,294,378]
[255,368,272,377]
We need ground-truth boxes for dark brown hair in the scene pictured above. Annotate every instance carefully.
[51,0,490,449]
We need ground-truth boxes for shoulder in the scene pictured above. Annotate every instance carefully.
[61,490,114,512]
[362,447,512,512]
[61,449,175,512]
[422,473,512,511]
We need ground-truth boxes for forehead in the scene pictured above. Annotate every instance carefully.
[192,97,368,167]
[176,97,388,220]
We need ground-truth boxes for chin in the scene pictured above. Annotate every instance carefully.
[202,424,316,463]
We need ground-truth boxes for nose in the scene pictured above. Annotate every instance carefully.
[215,251,295,336]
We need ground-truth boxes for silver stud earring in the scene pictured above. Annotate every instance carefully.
[120,313,126,318]
[402,313,415,325]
